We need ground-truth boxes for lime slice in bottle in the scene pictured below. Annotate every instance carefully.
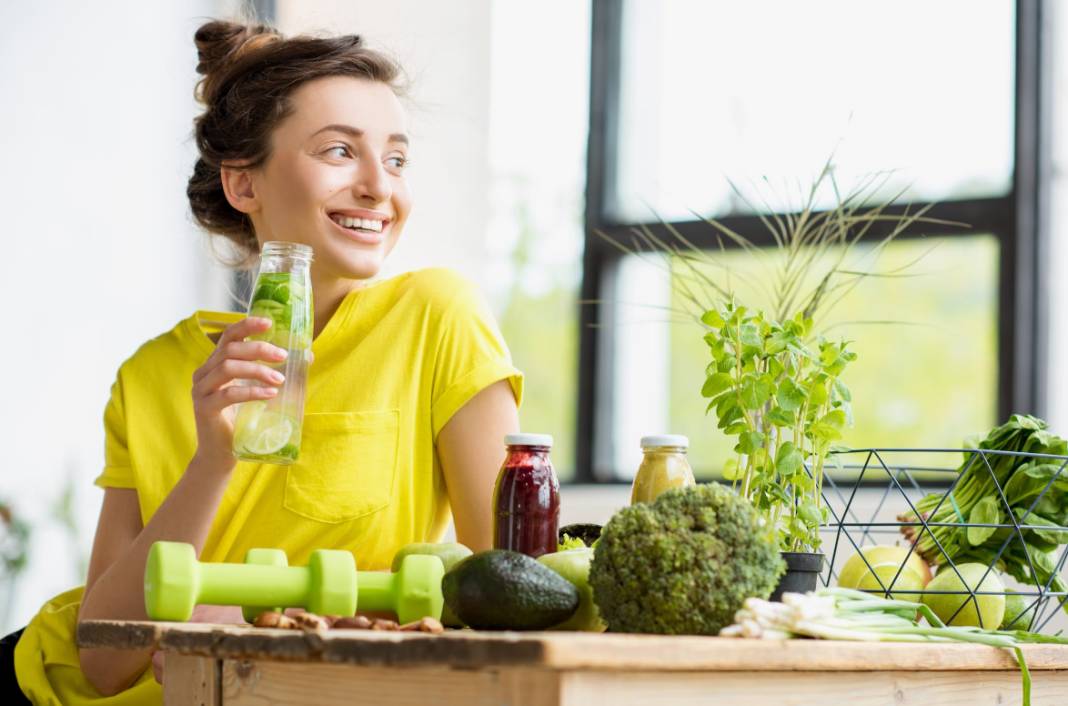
[234,403,294,456]
[244,418,293,456]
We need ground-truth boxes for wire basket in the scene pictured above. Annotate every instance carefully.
[817,447,1068,633]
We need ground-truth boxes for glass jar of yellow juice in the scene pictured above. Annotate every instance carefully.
[630,435,695,504]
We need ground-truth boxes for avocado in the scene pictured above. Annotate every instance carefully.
[391,542,473,627]
[442,550,580,630]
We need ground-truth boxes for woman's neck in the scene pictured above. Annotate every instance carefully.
[310,272,365,339]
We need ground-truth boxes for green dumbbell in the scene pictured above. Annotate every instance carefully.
[241,548,288,623]
[144,541,444,624]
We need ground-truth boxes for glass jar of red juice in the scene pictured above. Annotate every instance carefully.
[492,433,560,558]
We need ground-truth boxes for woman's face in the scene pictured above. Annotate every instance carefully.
[244,76,412,281]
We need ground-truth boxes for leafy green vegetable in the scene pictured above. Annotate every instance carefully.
[557,535,586,552]
[899,415,1068,616]
[556,523,602,549]
[967,496,1000,547]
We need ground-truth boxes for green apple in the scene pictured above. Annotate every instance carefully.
[1000,589,1036,630]
[537,548,606,632]
[837,545,932,590]
[922,563,1005,629]
[391,542,473,627]
[854,562,926,603]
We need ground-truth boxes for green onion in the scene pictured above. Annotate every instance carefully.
[721,588,1068,706]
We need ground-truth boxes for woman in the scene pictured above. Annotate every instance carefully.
[7,19,522,705]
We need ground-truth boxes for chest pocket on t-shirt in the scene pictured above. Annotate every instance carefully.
[282,410,399,524]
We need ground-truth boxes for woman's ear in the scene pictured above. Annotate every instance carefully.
[220,165,260,215]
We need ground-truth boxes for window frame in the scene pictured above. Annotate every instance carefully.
[576,0,1052,482]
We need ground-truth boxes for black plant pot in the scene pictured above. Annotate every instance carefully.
[770,551,825,602]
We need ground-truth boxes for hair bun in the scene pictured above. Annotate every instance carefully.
[194,20,280,102]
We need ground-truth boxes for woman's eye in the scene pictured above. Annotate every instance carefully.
[386,155,409,170]
[326,145,352,158]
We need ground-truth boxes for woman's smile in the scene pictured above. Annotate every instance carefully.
[326,208,392,246]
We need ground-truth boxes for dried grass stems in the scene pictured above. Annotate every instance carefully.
[595,157,966,337]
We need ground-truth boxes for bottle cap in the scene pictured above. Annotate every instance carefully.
[640,434,689,449]
[504,433,553,447]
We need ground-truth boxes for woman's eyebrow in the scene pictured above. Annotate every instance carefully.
[311,124,409,145]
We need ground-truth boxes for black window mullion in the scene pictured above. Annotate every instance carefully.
[577,0,624,482]
[1006,0,1050,420]
[589,196,1016,258]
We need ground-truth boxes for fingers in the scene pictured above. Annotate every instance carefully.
[194,336,287,385]
[218,316,273,349]
[152,649,164,685]
[195,359,284,397]
[200,383,278,416]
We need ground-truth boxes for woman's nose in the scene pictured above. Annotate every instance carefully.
[353,157,392,204]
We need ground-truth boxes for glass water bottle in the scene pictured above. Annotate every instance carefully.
[231,241,314,464]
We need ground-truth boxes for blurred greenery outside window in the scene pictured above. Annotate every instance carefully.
[657,236,1000,479]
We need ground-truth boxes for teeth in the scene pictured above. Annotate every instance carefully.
[333,215,384,232]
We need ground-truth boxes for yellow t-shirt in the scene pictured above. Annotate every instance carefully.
[15,268,523,705]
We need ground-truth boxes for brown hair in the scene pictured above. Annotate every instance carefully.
[187,20,404,260]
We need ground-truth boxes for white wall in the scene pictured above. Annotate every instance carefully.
[0,1,235,632]
[277,0,494,284]
[0,0,497,633]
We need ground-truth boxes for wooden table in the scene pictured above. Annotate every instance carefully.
[78,620,1068,705]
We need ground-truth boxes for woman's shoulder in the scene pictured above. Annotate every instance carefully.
[390,267,485,316]
[398,267,479,300]
[114,313,207,383]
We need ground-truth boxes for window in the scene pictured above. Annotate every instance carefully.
[489,0,591,480]
[614,0,1015,223]
[579,0,1047,482]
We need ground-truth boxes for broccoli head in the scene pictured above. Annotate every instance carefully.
[589,483,785,634]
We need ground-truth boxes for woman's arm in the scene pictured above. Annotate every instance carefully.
[78,317,285,696]
[77,466,234,695]
[437,379,520,551]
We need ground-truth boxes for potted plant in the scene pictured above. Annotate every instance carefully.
[601,159,956,597]
[699,300,853,596]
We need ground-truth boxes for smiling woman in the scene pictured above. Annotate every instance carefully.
[7,18,522,706]
[216,74,416,330]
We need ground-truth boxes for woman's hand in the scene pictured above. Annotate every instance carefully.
[190,317,288,470]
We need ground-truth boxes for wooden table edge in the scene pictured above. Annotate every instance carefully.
[77,620,1068,672]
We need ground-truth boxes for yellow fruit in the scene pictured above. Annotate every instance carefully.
[854,562,925,602]
[838,545,932,590]
[922,563,1005,629]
